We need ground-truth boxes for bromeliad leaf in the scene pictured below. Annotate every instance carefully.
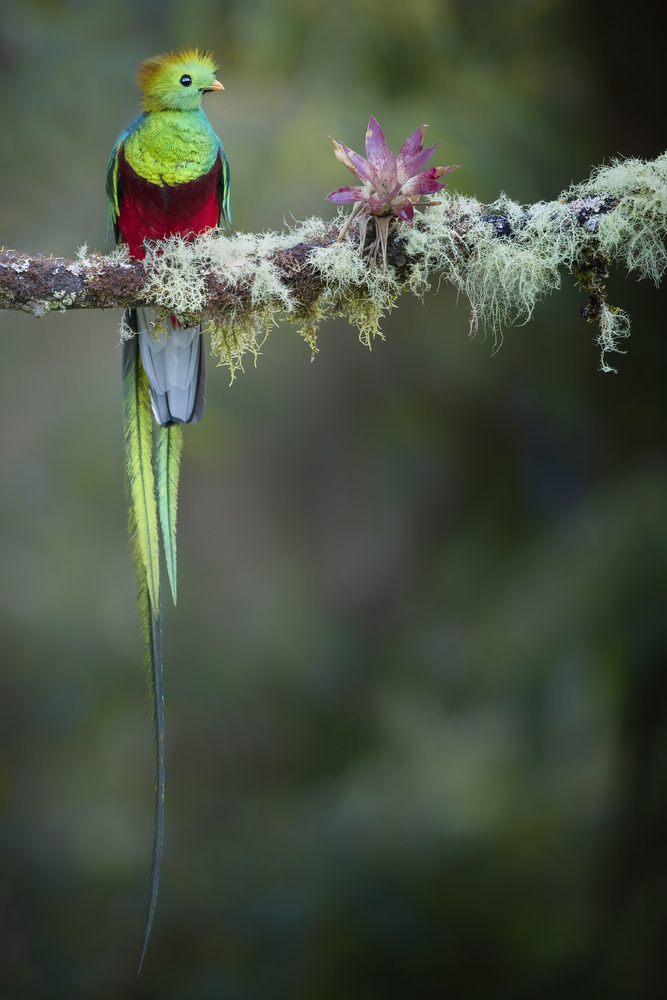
[327,115,460,269]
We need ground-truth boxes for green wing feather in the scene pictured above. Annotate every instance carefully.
[156,423,183,606]
[216,136,232,230]
[122,333,160,610]
[106,113,147,241]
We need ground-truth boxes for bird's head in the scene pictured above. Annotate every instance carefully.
[137,47,224,112]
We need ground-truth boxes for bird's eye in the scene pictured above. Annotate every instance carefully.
[180,75,192,87]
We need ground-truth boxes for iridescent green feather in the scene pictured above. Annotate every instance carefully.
[156,423,183,606]
[122,335,160,610]
[111,46,231,971]
[122,331,165,972]
[135,567,165,975]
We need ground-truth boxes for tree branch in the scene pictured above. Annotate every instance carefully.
[0,248,146,317]
[0,199,616,318]
[2,150,665,373]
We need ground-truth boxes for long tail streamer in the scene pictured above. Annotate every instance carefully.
[122,324,181,972]
[156,423,183,606]
[135,570,164,974]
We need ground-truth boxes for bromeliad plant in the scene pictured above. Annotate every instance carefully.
[327,115,460,270]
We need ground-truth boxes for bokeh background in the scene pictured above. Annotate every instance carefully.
[1,1,666,996]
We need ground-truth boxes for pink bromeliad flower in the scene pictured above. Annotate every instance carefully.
[327,115,460,269]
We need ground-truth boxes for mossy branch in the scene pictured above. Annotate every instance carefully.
[2,151,666,373]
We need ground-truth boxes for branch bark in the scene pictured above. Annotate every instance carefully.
[0,249,146,317]
[0,235,341,318]
[0,195,618,319]
[1,148,664,376]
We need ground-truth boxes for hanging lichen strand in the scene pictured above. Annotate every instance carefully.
[2,150,667,373]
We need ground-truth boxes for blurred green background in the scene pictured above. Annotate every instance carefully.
[2,1,667,996]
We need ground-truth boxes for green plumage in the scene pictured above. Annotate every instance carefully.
[112,45,230,970]
[122,336,160,610]
[156,423,183,606]
[122,334,169,974]
[136,571,164,975]
[123,110,220,186]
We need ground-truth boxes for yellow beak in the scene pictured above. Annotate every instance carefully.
[204,80,224,92]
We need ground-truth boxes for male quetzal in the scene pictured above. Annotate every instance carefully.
[106,47,230,969]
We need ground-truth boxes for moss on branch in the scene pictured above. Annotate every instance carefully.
[2,150,666,373]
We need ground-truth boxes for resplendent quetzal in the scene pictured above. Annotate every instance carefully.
[106,47,230,969]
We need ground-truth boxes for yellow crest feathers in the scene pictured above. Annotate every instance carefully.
[136,47,218,98]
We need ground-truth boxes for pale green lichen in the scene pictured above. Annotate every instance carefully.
[204,224,308,377]
[596,303,631,373]
[405,194,483,296]
[118,312,134,343]
[308,227,400,347]
[406,158,667,367]
[204,309,266,381]
[113,152,667,376]
[568,152,667,283]
[407,192,586,348]
[143,234,211,316]
[462,200,575,345]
